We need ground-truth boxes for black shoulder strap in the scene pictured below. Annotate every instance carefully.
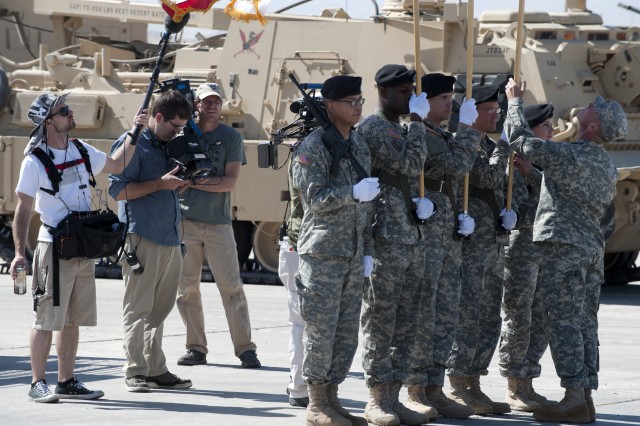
[31,139,96,196]
[70,138,96,189]
[31,147,61,196]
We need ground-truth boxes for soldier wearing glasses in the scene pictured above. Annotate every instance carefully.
[446,85,515,415]
[292,75,378,426]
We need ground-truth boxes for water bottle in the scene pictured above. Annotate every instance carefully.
[14,265,26,295]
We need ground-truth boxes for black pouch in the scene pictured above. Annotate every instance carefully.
[54,210,126,260]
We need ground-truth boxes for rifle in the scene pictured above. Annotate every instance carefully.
[289,73,369,180]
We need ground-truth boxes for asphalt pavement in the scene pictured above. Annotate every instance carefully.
[0,273,639,425]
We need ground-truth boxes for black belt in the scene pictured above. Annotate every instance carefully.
[425,177,446,193]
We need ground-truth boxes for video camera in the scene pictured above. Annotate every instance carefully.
[258,83,325,169]
[157,78,213,180]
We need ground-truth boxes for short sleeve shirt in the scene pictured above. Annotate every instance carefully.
[179,124,246,225]
[16,139,107,243]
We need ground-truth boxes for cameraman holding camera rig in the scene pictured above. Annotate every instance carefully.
[109,90,193,393]
[175,82,261,369]
[11,92,144,403]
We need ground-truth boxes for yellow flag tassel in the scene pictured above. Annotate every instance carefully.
[224,0,271,25]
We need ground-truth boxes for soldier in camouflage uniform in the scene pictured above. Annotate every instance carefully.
[505,78,627,423]
[405,73,481,420]
[356,64,432,426]
[292,75,378,426]
[499,104,554,412]
[446,84,515,415]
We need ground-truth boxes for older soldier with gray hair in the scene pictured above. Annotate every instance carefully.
[505,78,627,423]
[293,75,378,426]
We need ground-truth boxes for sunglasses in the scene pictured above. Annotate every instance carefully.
[51,105,71,117]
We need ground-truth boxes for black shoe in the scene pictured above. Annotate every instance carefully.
[289,396,309,407]
[55,378,104,400]
[177,349,207,366]
[239,350,261,369]
[147,371,192,389]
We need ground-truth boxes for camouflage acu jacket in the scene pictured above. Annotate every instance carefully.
[506,98,618,254]
[356,110,428,244]
[292,127,373,257]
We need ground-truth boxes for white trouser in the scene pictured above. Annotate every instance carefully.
[278,239,307,398]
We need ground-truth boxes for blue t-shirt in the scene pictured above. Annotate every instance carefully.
[108,128,181,246]
[179,124,246,225]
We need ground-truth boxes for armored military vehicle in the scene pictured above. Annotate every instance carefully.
[1,0,639,283]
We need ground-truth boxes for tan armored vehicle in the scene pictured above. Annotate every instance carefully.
[1,0,639,283]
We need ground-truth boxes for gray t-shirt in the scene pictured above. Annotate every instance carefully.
[179,123,246,225]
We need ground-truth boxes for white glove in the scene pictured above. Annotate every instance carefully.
[353,177,380,202]
[459,98,478,126]
[412,197,435,220]
[409,92,430,119]
[363,255,374,278]
[500,208,517,230]
[457,213,475,236]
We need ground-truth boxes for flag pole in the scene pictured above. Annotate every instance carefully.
[505,0,525,211]
[462,0,474,214]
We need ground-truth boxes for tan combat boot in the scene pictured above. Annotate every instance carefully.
[326,383,368,426]
[468,375,511,414]
[364,383,400,426]
[533,387,590,424]
[584,389,596,423]
[387,382,429,425]
[506,377,540,412]
[525,377,554,408]
[424,385,474,419]
[448,376,492,415]
[406,385,438,420]
[305,383,351,426]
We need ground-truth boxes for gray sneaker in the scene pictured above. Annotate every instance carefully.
[55,378,104,400]
[28,380,59,403]
[125,375,151,393]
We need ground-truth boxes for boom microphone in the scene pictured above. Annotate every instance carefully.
[165,12,191,34]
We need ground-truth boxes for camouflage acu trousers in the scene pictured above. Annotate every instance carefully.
[296,253,364,385]
[537,243,602,389]
[407,225,462,387]
[448,238,504,377]
[361,240,427,387]
[498,228,548,378]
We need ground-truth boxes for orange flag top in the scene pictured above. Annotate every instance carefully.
[225,0,272,25]
[160,0,218,23]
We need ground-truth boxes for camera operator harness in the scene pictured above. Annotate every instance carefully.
[33,139,126,306]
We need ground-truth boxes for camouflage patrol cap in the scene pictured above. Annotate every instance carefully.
[28,92,69,137]
[594,96,627,142]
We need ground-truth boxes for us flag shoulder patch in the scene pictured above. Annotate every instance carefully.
[387,128,402,139]
[296,154,313,166]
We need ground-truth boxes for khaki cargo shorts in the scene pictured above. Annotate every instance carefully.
[32,242,97,331]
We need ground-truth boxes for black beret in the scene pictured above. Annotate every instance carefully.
[524,104,554,128]
[471,84,499,104]
[374,64,416,87]
[421,73,456,98]
[321,75,362,100]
